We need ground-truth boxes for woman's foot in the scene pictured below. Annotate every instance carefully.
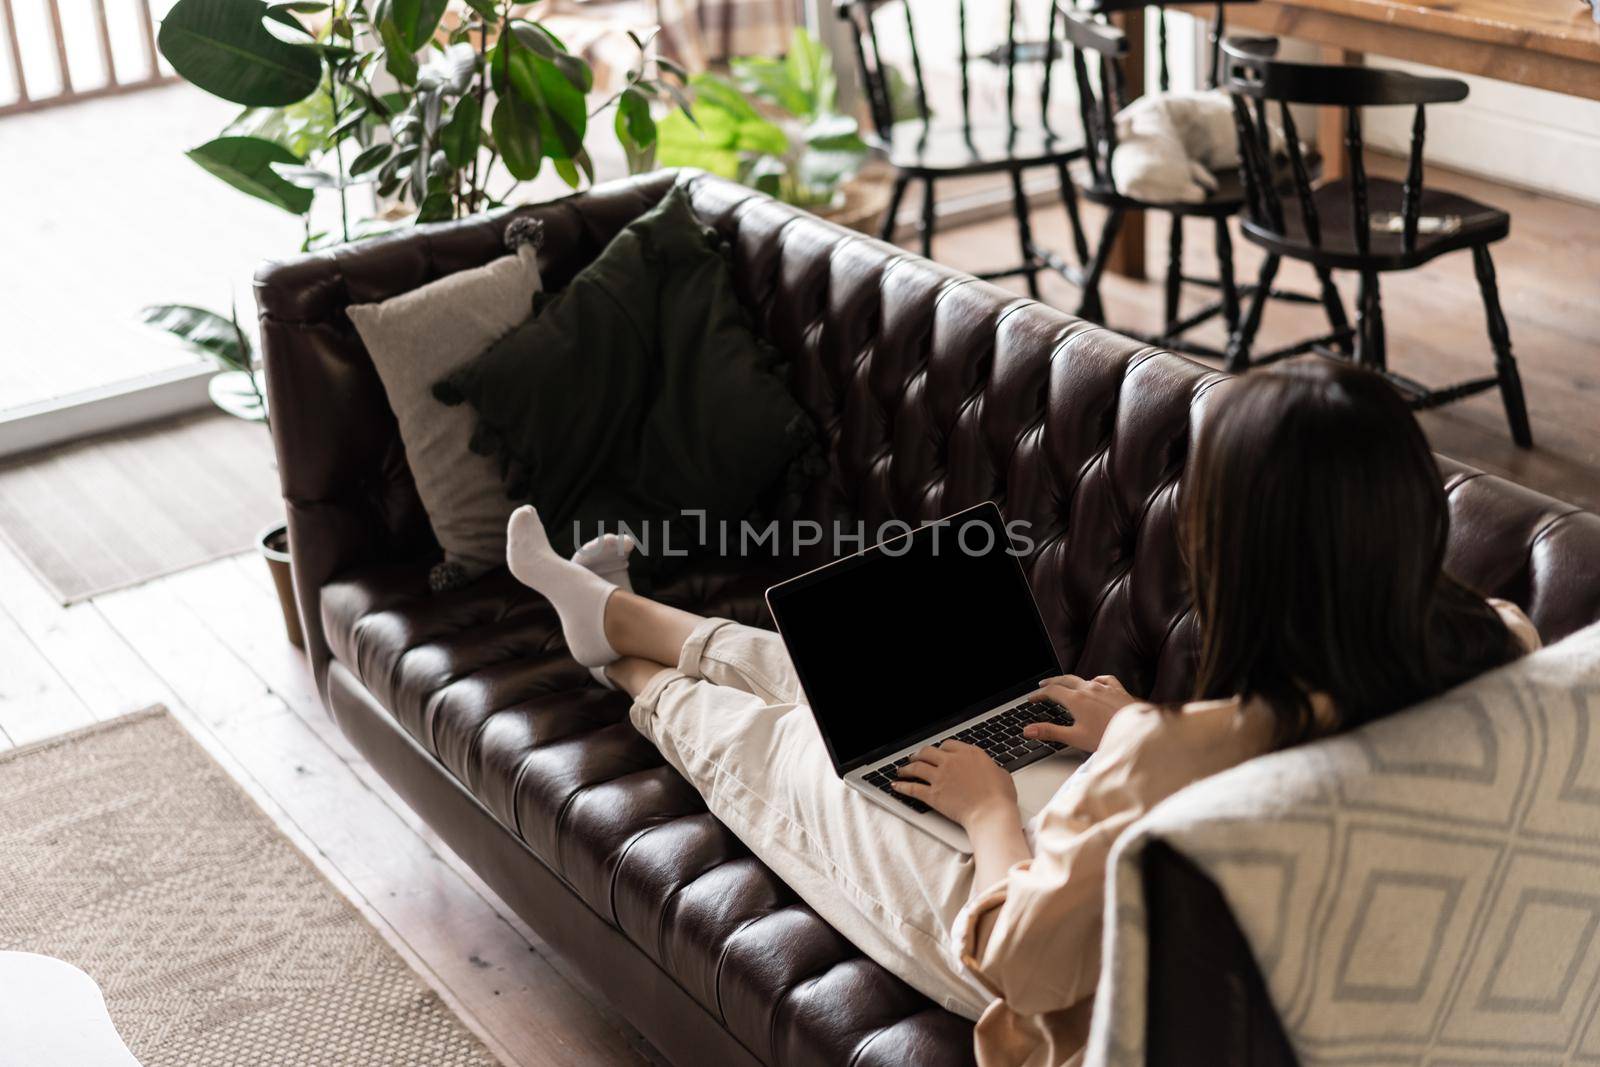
[506,506,619,668]
[569,533,637,688]
[571,532,637,594]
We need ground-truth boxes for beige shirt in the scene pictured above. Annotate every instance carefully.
[952,600,1540,1067]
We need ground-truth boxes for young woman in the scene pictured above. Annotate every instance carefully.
[505,358,1539,1067]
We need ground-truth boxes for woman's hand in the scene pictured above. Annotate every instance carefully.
[892,740,1018,830]
[1023,674,1141,753]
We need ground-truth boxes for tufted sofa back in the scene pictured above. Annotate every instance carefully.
[256,170,1600,702]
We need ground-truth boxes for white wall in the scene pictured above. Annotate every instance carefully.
[1362,61,1600,207]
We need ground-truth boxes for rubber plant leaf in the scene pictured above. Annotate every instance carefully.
[185,135,314,214]
[158,0,322,106]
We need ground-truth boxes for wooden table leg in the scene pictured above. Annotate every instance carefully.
[1106,8,1146,279]
[1317,47,1362,181]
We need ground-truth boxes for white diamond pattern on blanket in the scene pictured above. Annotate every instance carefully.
[1559,687,1600,806]
[1354,690,1499,784]
[1340,681,1532,831]
[1086,623,1600,1067]
[1440,850,1600,1051]
[1478,889,1600,1013]
[1333,870,1464,1005]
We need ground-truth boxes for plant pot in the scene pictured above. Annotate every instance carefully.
[816,170,895,236]
[258,522,305,650]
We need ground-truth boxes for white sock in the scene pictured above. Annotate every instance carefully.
[506,506,619,668]
[569,533,637,689]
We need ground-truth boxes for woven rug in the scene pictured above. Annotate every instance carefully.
[0,707,500,1067]
[0,412,284,604]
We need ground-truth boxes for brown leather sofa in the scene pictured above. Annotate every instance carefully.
[256,170,1600,1066]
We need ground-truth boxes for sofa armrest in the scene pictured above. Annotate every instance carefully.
[254,172,679,687]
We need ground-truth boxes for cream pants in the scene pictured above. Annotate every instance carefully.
[630,617,993,1018]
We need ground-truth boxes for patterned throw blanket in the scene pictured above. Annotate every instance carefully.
[1086,622,1600,1066]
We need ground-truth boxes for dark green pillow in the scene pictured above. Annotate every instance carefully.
[434,182,815,563]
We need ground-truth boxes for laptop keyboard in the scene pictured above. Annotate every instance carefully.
[863,701,1075,814]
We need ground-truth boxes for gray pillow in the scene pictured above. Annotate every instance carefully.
[347,239,541,589]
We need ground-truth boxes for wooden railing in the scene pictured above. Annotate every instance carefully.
[0,0,175,116]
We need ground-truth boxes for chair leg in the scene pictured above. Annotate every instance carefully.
[1214,217,1240,339]
[1471,244,1533,448]
[919,177,937,260]
[1055,160,1091,267]
[1225,252,1279,372]
[1075,206,1125,324]
[1315,268,1353,356]
[1355,270,1386,370]
[880,174,910,243]
[1009,169,1041,300]
[1162,215,1183,340]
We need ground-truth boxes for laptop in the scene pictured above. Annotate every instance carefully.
[765,501,1084,852]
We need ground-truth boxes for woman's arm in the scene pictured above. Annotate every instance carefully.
[900,705,1180,1014]
[891,742,1034,954]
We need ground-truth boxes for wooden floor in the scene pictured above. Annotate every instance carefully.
[0,536,658,1066]
[936,154,1600,512]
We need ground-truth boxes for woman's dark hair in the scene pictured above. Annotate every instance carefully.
[1182,357,1524,746]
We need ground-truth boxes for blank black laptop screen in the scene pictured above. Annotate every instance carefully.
[766,504,1060,774]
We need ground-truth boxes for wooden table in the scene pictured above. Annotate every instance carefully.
[1109,0,1600,274]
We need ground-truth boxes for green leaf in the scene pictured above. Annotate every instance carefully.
[267,1,327,14]
[804,112,866,152]
[553,52,591,94]
[390,0,448,51]
[441,94,481,167]
[615,85,655,151]
[268,160,343,188]
[531,53,585,157]
[655,107,739,178]
[785,27,831,114]
[491,93,542,179]
[552,155,579,188]
[730,54,808,117]
[223,93,334,158]
[502,39,540,104]
[186,136,314,214]
[158,0,322,106]
[329,105,368,140]
[209,369,269,422]
[462,0,497,19]
[416,190,454,221]
[509,20,564,59]
[348,141,392,176]
[746,154,784,198]
[138,304,252,372]
[688,73,763,124]
[378,17,418,83]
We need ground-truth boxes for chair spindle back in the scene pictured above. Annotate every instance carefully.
[1222,36,1468,255]
[1084,0,1256,92]
[1059,7,1129,191]
[836,0,1075,142]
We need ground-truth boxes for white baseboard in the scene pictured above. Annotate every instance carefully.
[0,365,215,461]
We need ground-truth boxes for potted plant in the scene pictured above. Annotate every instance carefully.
[654,29,886,231]
[136,304,306,646]
[139,0,699,644]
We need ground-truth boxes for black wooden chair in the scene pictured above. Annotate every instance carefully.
[835,0,1093,299]
[1066,1,1337,359]
[1222,37,1532,446]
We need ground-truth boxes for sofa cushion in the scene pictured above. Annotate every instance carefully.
[320,559,974,1063]
[346,241,544,588]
